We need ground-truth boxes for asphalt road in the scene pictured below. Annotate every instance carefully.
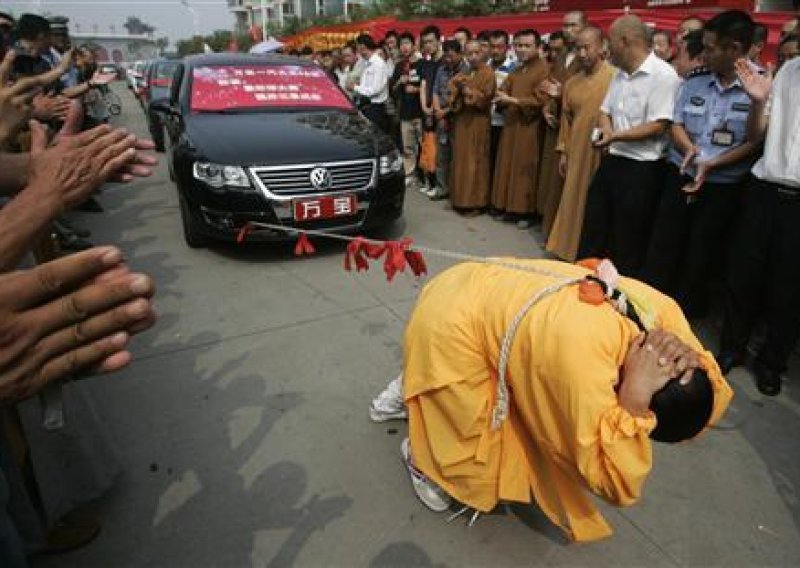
[34,84,800,567]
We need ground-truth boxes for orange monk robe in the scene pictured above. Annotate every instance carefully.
[537,53,583,233]
[404,259,732,542]
[448,64,496,210]
[490,57,549,215]
[547,62,616,261]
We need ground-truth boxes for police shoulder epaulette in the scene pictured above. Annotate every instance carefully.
[686,68,712,81]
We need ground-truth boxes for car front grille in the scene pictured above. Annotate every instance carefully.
[250,159,376,198]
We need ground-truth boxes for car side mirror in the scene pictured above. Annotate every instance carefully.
[149,98,175,115]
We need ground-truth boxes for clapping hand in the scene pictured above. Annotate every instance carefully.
[682,160,714,195]
[539,78,562,98]
[27,120,155,210]
[679,145,714,194]
[0,247,156,404]
[493,91,514,105]
[0,49,74,141]
[34,102,157,184]
[680,145,700,175]
[734,58,773,104]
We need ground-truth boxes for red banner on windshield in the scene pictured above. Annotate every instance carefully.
[190,65,352,112]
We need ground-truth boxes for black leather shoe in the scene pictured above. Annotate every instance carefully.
[753,361,782,396]
[715,352,743,375]
[78,197,104,213]
[61,236,94,251]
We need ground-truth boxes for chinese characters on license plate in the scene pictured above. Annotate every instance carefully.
[294,194,358,222]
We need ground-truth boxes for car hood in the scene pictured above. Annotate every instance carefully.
[184,110,388,166]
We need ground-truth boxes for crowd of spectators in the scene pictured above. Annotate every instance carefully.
[301,7,799,399]
[0,11,157,566]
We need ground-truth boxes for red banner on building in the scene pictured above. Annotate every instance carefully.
[525,0,753,10]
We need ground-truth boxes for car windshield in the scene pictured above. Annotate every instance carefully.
[190,64,352,113]
[152,62,179,87]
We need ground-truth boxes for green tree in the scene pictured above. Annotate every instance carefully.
[234,32,254,53]
[155,36,169,54]
[123,16,156,35]
[176,36,205,57]
[282,16,304,37]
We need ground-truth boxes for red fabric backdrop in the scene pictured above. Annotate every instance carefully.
[282,4,795,64]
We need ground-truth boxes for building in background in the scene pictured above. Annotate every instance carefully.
[229,0,373,34]
[230,1,796,39]
[71,28,159,62]
[756,0,797,10]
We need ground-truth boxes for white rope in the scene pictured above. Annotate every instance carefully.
[246,221,613,431]
[492,277,583,430]
[247,221,575,280]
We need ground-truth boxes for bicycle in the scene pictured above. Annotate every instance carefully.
[96,84,122,116]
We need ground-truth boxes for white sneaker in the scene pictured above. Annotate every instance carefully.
[426,186,448,200]
[401,438,453,513]
[369,376,407,422]
[418,182,431,194]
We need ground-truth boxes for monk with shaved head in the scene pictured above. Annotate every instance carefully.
[536,10,586,235]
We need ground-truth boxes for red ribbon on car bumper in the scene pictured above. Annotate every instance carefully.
[294,233,316,256]
[237,224,427,281]
[236,222,254,245]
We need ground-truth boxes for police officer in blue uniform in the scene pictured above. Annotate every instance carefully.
[643,10,760,318]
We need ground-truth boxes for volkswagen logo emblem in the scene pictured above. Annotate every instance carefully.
[309,167,332,190]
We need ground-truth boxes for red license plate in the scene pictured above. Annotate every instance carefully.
[293,194,358,222]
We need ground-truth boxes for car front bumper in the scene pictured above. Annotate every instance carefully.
[181,174,405,243]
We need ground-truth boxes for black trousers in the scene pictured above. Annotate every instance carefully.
[362,103,389,133]
[642,163,740,317]
[577,154,663,277]
[720,178,800,373]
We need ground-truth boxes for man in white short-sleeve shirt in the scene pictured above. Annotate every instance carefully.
[598,51,679,160]
[352,33,390,132]
[717,55,800,397]
[578,14,681,277]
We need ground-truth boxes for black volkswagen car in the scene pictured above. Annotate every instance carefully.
[150,53,404,248]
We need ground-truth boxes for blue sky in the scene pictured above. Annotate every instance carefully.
[1,1,234,45]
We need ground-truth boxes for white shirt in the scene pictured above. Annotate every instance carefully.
[752,57,800,188]
[600,51,681,161]
[354,52,389,104]
[491,55,516,127]
[335,65,351,90]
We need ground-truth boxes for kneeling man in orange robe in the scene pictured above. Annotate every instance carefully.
[371,258,732,542]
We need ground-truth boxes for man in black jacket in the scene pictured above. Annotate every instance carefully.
[390,32,425,191]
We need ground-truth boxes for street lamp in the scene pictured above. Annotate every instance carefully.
[180,0,201,37]
[260,0,267,42]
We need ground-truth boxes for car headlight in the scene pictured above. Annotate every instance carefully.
[193,162,251,189]
[379,150,403,176]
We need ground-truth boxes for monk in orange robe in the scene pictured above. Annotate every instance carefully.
[490,30,549,227]
[448,40,496,213]
[378,258,732,542]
